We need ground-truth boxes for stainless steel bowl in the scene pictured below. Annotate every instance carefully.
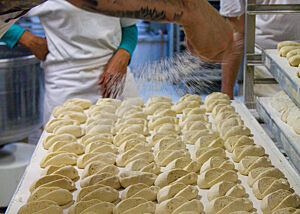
[0,44,44,144]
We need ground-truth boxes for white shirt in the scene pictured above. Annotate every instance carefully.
[220,0,300,49]
[26,0,139,71]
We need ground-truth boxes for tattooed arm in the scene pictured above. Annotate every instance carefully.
[66,0,186,23]
[0,0,45,14]
[1,0,234,61]
[66,0,234,62]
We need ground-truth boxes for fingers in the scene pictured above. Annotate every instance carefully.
[101,73,126,99]
[40,50,49,61]
[100,74,118,98]
[99,74,104,84]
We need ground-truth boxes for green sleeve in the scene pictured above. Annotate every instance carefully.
[0,24,26,48]
[118,24,138,58]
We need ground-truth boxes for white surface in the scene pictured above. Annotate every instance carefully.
[0,143,35,207]
[264,49,300,107]
[6,101,300,214]
[259,97,300,150]
[264,49,300,89]
[257,97,300,173]
[265,49,299,83]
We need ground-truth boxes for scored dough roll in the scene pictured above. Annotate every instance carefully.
[157,182,199,203]
[49,142,85,155]
[155,169,197,188]
[280,46,300,57]
[43,134,77,150]
[80,173,120,189]
[252,177,290,200]
[145,95,172,107]
[30,174,76,193]
[261,189,300,214]
[17,200,62,214]
[248,167,285,187]
[207,181,246,201]
[77,185,118,202]
[289,55,300,67]
[81,134,113,146]
[64,98,92,109]
[113,197,156,214]
[68,199,114,214]
[197,168,238,189]
[77,152,116,169]
[156,197,204,214]
[277,41,300,51]
[40,152,78,168]
[238,156,272,176]
[45,119,79,133]
[42,165,79,181]
[119,171,157,188]
[28,187,73,206]
[121,183,159,201]
[52,105,83,118]
[206,196,253,214]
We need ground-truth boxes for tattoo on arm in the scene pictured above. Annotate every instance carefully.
[69,0,185,22]
[0,0,46,14]
[95,7,168,21]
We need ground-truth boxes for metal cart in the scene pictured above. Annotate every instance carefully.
[244,1,300,108]
[243,1,300,172]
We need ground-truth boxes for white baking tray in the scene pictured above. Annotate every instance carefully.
[257,97,300,173]
[263,49,300,107]
[6,100,300,214]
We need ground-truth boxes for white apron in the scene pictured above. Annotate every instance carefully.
[26,0,140,122]
[43,65,139,122]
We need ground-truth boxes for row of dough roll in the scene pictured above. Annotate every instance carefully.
[18,94,241,214]
[69,94,204,214]
[270,91,300,135]
[19,98,94,214]
[277,41,300,78]
[75,96,154,214]
[198,93,252,214]
[208,93,300,214]
[18,93,300,214]
[151,94,204,214]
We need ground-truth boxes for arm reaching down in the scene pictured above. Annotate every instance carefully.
[221,15,245,99]
[99,24,138,98]
[66,0,233,62]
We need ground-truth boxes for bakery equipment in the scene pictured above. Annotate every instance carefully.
[0,43,44,206]
[0,43,44,144]
[257,97,300,173]
[6,100,300,214]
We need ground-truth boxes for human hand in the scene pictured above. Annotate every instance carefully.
[29,35,49,61]
[18,31,49,61]
[183,0,234,62]
[99,49,130,98]
[221,15,246,100]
